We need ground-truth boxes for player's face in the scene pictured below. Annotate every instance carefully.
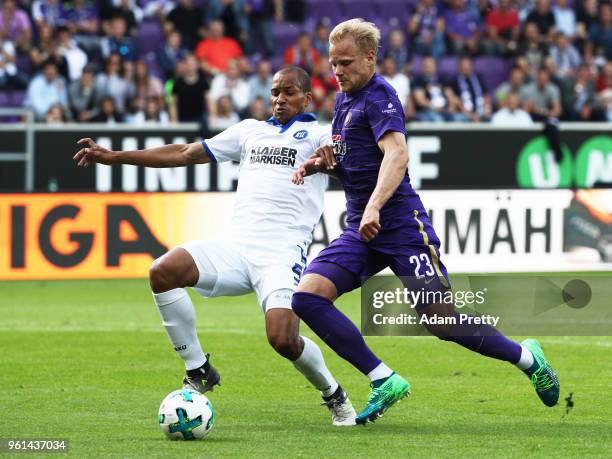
[329,38,376,94]
[271,73,312,124]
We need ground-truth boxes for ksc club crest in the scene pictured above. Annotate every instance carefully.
[293,130,308,140]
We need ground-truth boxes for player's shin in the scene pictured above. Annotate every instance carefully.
[292,336,339,398]
[292,292,383,376]
[153,288,207,370]
[437,311,523,364]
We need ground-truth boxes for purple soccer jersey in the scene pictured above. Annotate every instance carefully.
[306,73,450,295]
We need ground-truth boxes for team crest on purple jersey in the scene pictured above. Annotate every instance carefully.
[332,134,347,162]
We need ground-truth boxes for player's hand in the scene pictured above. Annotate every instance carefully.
[312,145,336,170]
[292,157,324,185]
[73,138,116,167]
[359,205,381,242]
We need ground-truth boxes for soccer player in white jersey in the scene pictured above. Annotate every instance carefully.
[73,66,357,426]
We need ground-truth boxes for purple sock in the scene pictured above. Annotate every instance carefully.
[443,313,521,363]
[292,292,382,375]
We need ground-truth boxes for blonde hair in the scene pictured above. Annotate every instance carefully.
[329,18,380,55]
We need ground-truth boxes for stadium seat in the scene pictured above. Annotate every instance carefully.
[271,22,303,55]
[474,57,512,92]
[137,20,165,56]
[0,90,11,107]
[339,0,377,20]
[304,0,344,24]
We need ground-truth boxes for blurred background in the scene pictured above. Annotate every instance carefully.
[0,0,610,280]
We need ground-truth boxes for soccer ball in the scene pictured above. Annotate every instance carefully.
[158,389,215,440]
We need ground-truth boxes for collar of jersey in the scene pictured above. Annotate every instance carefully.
[266,112,316,133]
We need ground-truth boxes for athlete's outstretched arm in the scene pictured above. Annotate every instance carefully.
[359,131,409,241]
[73,138,211,168]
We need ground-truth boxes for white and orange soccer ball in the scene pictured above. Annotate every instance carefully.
[158,389,215,440]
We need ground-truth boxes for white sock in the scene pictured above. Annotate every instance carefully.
[515,345,535,371]
[367,362,393,382]
[153,288,207,371]
[293,336,339,398]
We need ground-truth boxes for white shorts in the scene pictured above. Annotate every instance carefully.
[179,239,308,312]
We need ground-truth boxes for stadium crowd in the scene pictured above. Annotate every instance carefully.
[0,0,610,126]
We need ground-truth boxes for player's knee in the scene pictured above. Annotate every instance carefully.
[291,292,312,319]
[149,257,177,293]
[267,330,300,360]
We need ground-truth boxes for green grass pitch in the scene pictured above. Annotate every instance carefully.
[1,279,611,458]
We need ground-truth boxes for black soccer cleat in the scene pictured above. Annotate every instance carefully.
[182,354,221,394]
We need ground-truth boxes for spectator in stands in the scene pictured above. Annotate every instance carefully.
[519,67,562,120]
[57,26,88,81]
[247,59,272,111]
[100,15,139,64]
[597,61,612,93]
[128,95,170,125]
[132,59,164,113]
[95,53,134,113]
[30,23,69,80]
[517,21,548,76]
[166,0,205,50]
[0,34,27,89]
[91,95,124,123]
[311,59,338,108]
[206,0,249,45]
[526,0,556,43]
[451,56,491,121]
[564,64,602,121]
[384,29,408,72]
[444,0,481,55]
[25,60,68,120]
[491,91,533,126]
[208,58,250,115]
[484,0,520,56]
[65,0,100,56]
[44,103,70,123]
[102,0,143,34]
[495,66,526,108]
[195,20,243,74]
[553,0,576,39]
[142,0,176,23]
[412,56,459,121]
[312,22,330,58]
[245,0,277,56]
[209,95,240,131]
[380,56,413,118]
[159,30,187,80]
[576,0,599,53]
[32,0,68,32]
[170,54,210,123]
[247,96,267,121]
[0,0,32,53]
[409,0,445,59]
[69,64,100,121]
[549,32,581,80]
[283,31,320,73]
[316,93,335,123]
[586,3,612,62]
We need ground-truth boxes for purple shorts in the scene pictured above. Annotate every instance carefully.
[305,210,450,298]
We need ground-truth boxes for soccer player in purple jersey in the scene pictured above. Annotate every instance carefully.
[292,19,560,425]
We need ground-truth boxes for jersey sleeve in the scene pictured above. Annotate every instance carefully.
[364,87,407,142]
[201,120,252,163]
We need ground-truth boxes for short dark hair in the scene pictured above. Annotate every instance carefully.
[276,66,312,93]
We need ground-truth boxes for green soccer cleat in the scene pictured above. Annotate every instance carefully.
[355,373,411,425]
[521,339,560,407]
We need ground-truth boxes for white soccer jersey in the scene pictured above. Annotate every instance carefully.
[202,113,330,248]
